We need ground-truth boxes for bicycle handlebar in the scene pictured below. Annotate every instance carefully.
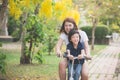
[63,52,92,60]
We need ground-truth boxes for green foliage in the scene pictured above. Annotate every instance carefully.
[25,14,44,45]
[0,53,6,74]
[95,25,110,39]
[99,0,120,29]
[34,50,45,64]
[8,16,21,39]
[47,35,58,54]
[80,25,110,39]
[23,14,45,63]
[41,19,59,55]
[43,34,58,55]
[80,26,92,38]
[0,42,2,47]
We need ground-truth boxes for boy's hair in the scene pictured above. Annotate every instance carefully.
[68,29,81,43]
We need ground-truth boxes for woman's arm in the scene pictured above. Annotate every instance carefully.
[66,49,70,55]
[84,41,92,59]
[55,38,63,57]
[84,41,90,56]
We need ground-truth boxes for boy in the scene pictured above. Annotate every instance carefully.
[66,29,85,80]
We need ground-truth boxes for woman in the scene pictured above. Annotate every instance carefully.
[55,17,91,80]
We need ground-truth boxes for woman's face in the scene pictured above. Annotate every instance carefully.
[64,22,74,34]
[70,33,80,46]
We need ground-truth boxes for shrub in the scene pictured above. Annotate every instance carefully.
[80,25,110,44]
[34,50,45,64]
[80,26,92,39]
[0,53,6,74]
[8,16,21,40]
[95,25,110,39]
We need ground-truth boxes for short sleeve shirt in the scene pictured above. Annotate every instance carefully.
[67,42,85,64]
[60,30,89,45]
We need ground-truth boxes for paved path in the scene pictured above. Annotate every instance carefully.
[88,42,120,80]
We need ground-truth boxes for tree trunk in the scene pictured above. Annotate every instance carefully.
[48,36,51,55]
[29,37,33,63]
[20,27,31,64]
[91,17,98,50]
[0,0,8,36]
[20,12,31,64]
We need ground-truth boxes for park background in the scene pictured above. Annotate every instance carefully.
[0,0,120,80]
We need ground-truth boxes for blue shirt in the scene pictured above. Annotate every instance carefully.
[67,42,85,64]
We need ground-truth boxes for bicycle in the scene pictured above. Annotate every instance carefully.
[63,52,91,80]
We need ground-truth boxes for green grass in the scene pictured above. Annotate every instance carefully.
[0,48,61,80]
[0,43,107,80]
[91,44,107,56]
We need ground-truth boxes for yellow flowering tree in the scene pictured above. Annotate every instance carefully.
[8,0,80,64]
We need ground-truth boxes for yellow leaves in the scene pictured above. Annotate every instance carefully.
[103,2,112,7]
[111,24,120,32]
[9,0,80,24]
[9,0,31,20]
[112,24,119,30]
[32,0,40,5]
[54,1,65,11]
[9,0,22,20]
[64,0,73,7]
[19,0,30,8]
[54,0,72,12]
[25,0,30,7]
[88,10,94,15]
[14,8,22,20]
[59,10,80,25]
[39,0,52,18]
[53,0,80,25]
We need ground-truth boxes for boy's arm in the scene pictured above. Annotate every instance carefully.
[78,49,84,59]
[66,49,74,60]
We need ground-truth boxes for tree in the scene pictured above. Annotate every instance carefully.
[76,0,114,50]
[99,0,120,32]
[0,0,8,36]
[8,0,80,64]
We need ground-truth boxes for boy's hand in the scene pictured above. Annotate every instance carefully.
[67,55,74,60]
[78,54,84,59]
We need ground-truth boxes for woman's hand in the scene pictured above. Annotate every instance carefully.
[84,55,92,60]
[56,50,62,57]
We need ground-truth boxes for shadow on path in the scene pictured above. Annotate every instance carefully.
[88,41,120,80]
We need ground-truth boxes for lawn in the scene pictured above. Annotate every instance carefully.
[0,42,107,80]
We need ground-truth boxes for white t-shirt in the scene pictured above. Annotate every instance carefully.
[60,30,89,45]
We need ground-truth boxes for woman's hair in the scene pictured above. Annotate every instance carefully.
[68,29,81,43]
[60,18,78,34]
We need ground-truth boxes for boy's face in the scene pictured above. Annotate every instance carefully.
[70,33,80,45]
